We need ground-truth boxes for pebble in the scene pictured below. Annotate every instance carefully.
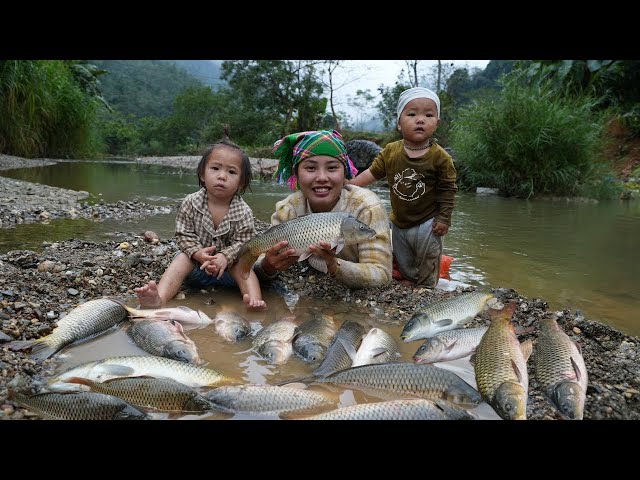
[573,327,582,334]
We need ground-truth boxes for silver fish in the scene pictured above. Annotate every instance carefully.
[293,313,337,363]
[123,305,214,330]
[474,303,532,420]
[6,298,128,361]
[205,384,334,416]
[401,291,493,342]
[128,319,201,364]
[252,319,297,364]
[535,316,588,420]
[237,212,376,278]
[49,355,229,390]
[213,311,251,343]
[413,327,488,364]
[9,390,148,420]
[312,362,482,405]
[344,327,399,367]
[301,399,475,420]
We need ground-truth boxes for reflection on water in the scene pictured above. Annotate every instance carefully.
[1,160,639,336]
[50,288,499,420]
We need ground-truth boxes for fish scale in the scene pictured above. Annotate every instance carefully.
[312,321,365,377]
[9,390,148,420]
[535,317,588,419]
[303,399,474,420]
[7,298,128,361]
[313,362,482,405]
[205,385,334,415]
[401,291,493,341]
[237,212,376,276]
[71,377,213,413]
[414,327,488,363]
[474,306,530,420]
[50,355,228,388]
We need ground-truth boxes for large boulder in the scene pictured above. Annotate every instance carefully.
[345,140,382,175]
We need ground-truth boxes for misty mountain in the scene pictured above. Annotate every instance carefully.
[92,60,209,118]
[166,60,225,90]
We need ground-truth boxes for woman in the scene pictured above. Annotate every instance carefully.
[254,130,392,288]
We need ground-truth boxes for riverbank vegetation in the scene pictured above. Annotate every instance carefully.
[1,59,638,200]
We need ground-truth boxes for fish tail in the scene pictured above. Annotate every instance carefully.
[5,339,40,352]
[236,249,258,280]
[29,341,59,362]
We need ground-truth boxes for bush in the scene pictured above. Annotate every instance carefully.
[451,81,605,198]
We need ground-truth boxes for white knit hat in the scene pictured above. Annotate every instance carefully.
[396,87,441,122]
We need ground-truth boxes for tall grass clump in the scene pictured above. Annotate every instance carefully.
[0,60,101,158]
[451,80,606,198]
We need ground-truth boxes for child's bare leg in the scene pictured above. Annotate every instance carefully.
[135,253,194,307]
[229,263,267,310]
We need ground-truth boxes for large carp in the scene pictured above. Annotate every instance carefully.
[7,298,128,361]
[535,316,588,420]
[128,318,201,364]
[401,291,493,342]
[8,390,148,420]
[236,212,376,278]
[301,399,475,420]
[474,303,532,420]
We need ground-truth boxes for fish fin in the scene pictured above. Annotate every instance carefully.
[370,347,388,358]
[65,377,95,387]
[236,248,258,280]
[434,319,454,327]
[511,359,526,383]
[570,357,585,383]
[444,339,458,352]
[5,339,39,352]
[332,239,345,255]
[338,337,358,361]
[468,353,476,366]
[275,376,314,386]
[519,339,533,362]
[515,326,536,336]
[572,340,583,355]
[29,342,58,362]
[298,251,312,262]
[306,254,328,273]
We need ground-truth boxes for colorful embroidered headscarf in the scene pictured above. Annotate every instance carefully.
[273,129,358,190]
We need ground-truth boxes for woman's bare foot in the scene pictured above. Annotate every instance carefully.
[135,280,163,308]
[243,293,267,310]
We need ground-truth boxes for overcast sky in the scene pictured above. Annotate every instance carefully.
[331,60,490,120]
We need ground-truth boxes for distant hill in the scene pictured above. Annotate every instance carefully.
[166,60,225,90]
[92,60,208,118]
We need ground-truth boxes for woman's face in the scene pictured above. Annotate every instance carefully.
[296,155,345,212]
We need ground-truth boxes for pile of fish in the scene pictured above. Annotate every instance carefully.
[5,287,588,421]
[400,291,589,420]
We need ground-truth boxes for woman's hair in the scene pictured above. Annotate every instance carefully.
[197,127,252,195]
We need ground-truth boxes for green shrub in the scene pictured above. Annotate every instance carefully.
[451,81,605,198]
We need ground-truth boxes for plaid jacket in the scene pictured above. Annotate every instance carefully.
[271,184,392,288]
[175,188,255,265]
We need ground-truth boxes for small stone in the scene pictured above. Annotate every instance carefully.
[573,327,581,334]
[96,268,103,276]
[37,260,56,272]
[67,288,79,296]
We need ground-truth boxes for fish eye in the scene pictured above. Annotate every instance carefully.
[267,352,273,359]
[418,346,426,353]
[407,321,413,328]
[504,402,513,412]
[170,320,177,326]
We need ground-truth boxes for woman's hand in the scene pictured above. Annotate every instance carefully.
[262,240,298,274]
[308,241,338,275]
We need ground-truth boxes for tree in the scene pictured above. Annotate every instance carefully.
[319,60,367,131]
[221,60,325,137]
[347,89,375,130]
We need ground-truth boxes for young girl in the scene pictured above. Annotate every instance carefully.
[135,136,266,309]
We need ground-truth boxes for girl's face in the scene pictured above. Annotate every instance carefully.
[296,155,345,212]
[397,98,440,146]
[200,147,243,203]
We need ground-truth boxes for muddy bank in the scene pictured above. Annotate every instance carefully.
[0,153,638,420]
[0,229,638,420]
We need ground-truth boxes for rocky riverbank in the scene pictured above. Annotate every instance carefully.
[1,154,638,420]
